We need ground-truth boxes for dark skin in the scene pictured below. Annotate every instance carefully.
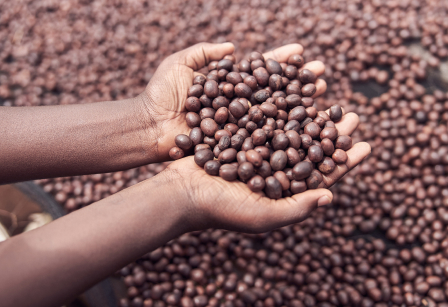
[0,43,371,307]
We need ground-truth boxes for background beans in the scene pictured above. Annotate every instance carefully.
[16,1,448,305]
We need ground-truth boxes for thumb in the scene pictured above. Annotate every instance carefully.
[176,42,235,71]
[269,189,333,227]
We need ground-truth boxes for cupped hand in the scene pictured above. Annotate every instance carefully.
[140,42,235,161]
[160,112,370,234]
[139,42,327,162]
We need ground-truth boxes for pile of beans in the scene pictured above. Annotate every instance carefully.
[1,0,448,306]
[169,53,352,198]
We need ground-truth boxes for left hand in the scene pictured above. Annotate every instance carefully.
[138,42,328,162]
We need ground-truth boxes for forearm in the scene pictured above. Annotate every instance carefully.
[0,94,159,184]
[0,173,188,307]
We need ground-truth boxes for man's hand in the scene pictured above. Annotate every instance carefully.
[159,111,370,234]
[139,42,328,161]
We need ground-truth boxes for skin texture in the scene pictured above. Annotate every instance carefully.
[0,43,370,307]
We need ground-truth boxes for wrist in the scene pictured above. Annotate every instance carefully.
[151,165,209,233]
[131,92,163,162]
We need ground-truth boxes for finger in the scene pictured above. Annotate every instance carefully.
[178,42,235,71]
[301,60,325,77]
[322,142,372,187]
[262,44,304,63]
[265,189,333,227]
[312,79,327,98]
[335,113,360,136]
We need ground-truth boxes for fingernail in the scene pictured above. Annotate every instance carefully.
[317,196,331,207]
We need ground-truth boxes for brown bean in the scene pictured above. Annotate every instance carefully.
[247,175,265,192]
[332,149,348,164]
[229,100,246,118]
[288,106,307,122]
[246,106,261,121]
[226,72,243,85]
[256,160,272,178]
[241,137,254,151]
[270,150,287,171]
[219,164,238,181]
[300,97,313,108]
[288,54,304,68]
[188,84,204,97]
[275,97,287,110]
[199,95,212,108]
[292,161,313,180]
[238,162,255,181]
[320,127,338,141]
[175,134,193,151]
[212,96,229,110]
[269,74,283,91]
[286,84,301,96]
[285,131,301,149]
[186,112,201,128]
[259,102,277,117]
[290,180,307,194]
[193,75,206,86]
[265,176,282,199]
[329,105,343,122]
[253,67,269,86]
[251,59,265,70]
[246,149,263,167]
[194,149,214,167]
[272,133,289,150]
[218,135,231,150]
[301,84,316,97]
[230,134,244,150]
[218,148,237,164]
[266,59,282,75]
[254,89,270,103]
[304,122,321,139]
[217,59,233,71]
[169,146,185,160]
[284,65,298,79]
[214,107,229,124]
[204,80,219,98]
[335,135,353,151]
[234,83,252,99]
[185,97,201,112]
[321,138,335,156]
[189,127,204,145]
[222,83,234,99]
[284,120,300,132]
[200,118,219,137]
[298,69,317,84]
[308,145,324,163]
[306,169,323,189]
[318,157,336,174]
[252,129,266,146]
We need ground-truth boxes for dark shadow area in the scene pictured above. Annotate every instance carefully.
[352,79,389,99]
